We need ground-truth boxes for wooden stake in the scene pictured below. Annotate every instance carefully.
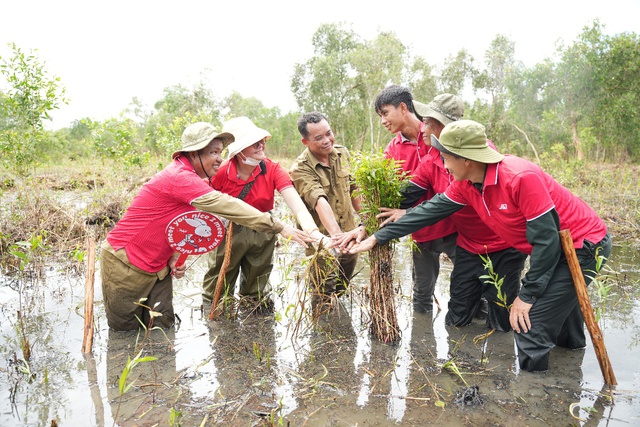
[559,229,616,385]
[209,222,234,320]
[81,235,96,354]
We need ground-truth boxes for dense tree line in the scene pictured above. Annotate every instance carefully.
[1,19,639,178]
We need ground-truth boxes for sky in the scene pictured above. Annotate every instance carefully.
[2,0,639,129]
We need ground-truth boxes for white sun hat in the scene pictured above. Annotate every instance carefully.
[223,117,272,159]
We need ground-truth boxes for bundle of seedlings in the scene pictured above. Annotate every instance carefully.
[353,151,409,343]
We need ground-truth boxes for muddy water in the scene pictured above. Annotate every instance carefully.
[0,240,638,426]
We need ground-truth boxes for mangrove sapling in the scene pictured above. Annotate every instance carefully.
[586,249,614,323]
[353,151,409,343]
[112,350,158,427]
[168,407,183,427]
[474,252,507,365]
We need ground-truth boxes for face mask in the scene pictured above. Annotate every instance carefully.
[239,152,261,167]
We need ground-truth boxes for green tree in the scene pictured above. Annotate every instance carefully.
[290,23,362,148]
[591,30,640,161]
[221,92,301,158]
[406,55,437,104]
[144,82,223,154]
[472,35,522,143]
[553,21,606,161]
[439,49,476,96]
[0,43,67,175]
[351,31,406,151]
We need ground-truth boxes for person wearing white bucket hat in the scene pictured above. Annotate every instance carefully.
[202,117,330,311]
[348,119,611,373]
[101,121,313,330]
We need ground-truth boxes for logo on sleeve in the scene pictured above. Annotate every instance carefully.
[499,204,508,210]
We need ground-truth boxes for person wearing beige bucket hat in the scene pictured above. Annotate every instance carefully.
[100,121,313,331]
[202,117,330,310]
[349,118,612,373]
[362,95,527,332]
[374,85,458,314]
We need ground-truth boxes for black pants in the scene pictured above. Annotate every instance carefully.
[446,246,527,331]
[516,232,612,372]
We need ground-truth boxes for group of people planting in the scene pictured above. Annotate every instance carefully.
[100,85,611,373]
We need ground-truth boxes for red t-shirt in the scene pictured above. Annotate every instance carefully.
[212,158,293,212]
[444,155,607,254]
[384,126,456,243]
[411,141,511,254]
[107,155,215,272]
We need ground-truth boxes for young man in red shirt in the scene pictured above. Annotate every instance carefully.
[375,85,457,313]
[350,120,611,372]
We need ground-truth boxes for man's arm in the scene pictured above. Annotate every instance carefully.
[315,197,342,236]
[374,193,463,245]
[510,208,561,334]
[520,209,562,303]
[400,182,427,209]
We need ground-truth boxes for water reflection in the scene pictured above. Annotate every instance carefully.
[0,240,638,426]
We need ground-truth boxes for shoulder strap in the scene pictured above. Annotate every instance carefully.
[236,160,267,200]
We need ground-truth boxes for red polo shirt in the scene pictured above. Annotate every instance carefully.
[107,155,214,272]
[384,124,456,243]
[412,141,511,254]
[444,155,607,254]
[212,157,293,212]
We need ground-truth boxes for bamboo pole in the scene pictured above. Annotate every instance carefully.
[81,236,96,354]
[209,223,234,320]
[559,229,616,385]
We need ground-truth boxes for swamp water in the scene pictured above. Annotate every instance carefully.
[0,239,639,426]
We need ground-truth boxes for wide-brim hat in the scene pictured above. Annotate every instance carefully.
[430,120,504,164]
[413,93,464,125]
[172,122,234,159]
[223,117,272,159]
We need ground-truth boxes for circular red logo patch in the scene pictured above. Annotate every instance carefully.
[165,211,226,256]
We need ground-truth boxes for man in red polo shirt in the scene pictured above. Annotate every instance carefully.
[349,120,612,372]
[375,85,457,313]
[383,94,527,331]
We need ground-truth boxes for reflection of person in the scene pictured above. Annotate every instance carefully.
[106,330,181,426]
[374,85,457,313]
[202,117,329,311]
[349,119,611,372]
[101,122,312,331]
[205,315,279,424]
[289,112,365,295]
[381,94,527,331]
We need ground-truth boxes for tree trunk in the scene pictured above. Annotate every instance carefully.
[570,111,584,161]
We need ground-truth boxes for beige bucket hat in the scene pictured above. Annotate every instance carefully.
[223,117,272,159]
[413,93,464,125]
[430,120,505,164]
[172,122,234,159]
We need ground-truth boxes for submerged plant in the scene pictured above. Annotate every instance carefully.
[112,350,158,427]
[479,252,509,311]
[353,151,409,343]
[586,249,614,323]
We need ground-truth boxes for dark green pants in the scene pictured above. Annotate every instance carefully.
[412,232,458,312]
[202,226,276,301]
[100,242,175,331]
[447,246,527,331]
[305,247,358,295]
[516,232,612,372]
